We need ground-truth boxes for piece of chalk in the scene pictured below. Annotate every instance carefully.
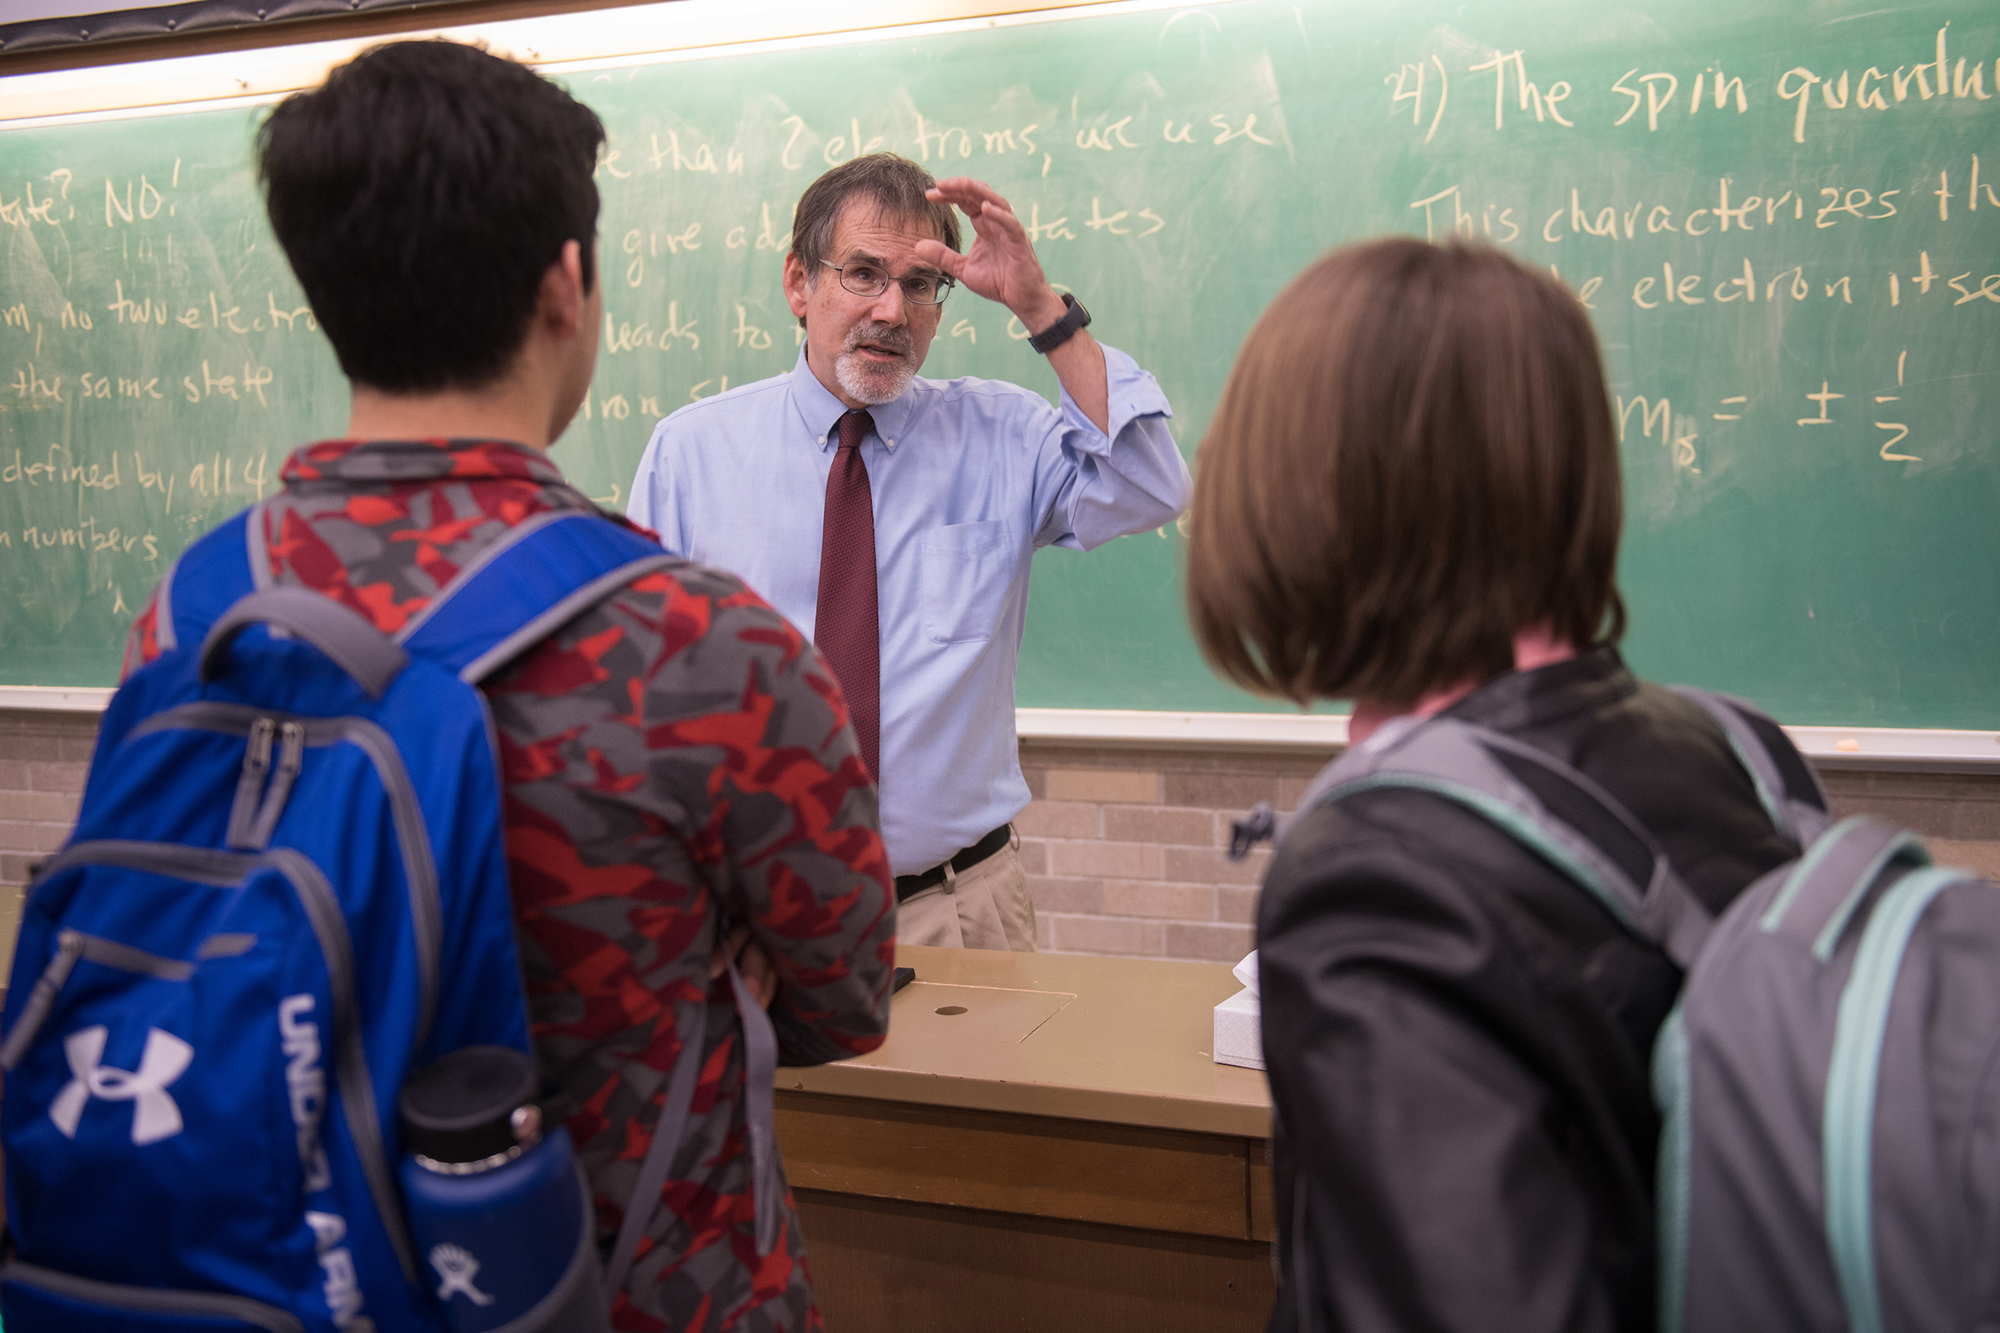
[1836,738,1861,752]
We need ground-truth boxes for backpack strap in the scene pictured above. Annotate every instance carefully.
[199,587,411,699]
[733,960,783,1257]
[602,990,708,1296]
[153,507,266,654]
[600,946,786,1298]
[160,506,666,680]
[1672,686,1833,847]
[1310,717,1714,968]
[396,511,674,682]
[1754,814,1933,958]
[1821,859,1972,1333]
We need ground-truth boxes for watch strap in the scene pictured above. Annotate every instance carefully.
[1027,293,1091,355]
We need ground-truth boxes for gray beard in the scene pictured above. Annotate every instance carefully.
[833,320,917,404]
[834,350,917,404]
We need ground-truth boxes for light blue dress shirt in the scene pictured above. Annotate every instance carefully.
[628,343,1189,879]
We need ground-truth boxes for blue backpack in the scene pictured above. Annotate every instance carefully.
[0,505,675,1332]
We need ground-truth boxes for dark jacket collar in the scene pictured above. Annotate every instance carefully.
[1439,645,1638,734]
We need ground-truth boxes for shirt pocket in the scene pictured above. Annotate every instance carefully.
[920,520,1015,644]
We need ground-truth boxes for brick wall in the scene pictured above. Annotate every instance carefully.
[0,712,91,885]
[1015,744,1331,963]
[0,710,93,977]
[2,711,1998,980]
[1013,741,2000,963]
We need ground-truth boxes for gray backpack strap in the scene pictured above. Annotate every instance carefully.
[1673,686,1832,846]
[729,963,783,1257]
[603,995,709,1295]
[153,548,186,653]
[1309,718,1713,968]
[198,587,410,700]
[1286,714,1425,834]
[1821,859,1973,1333]
[1754,814,1932,959]
[601,951,785,1294]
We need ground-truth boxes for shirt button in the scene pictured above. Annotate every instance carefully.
[817,434,826,444]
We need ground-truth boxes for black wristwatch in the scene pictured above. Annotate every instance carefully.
[1027,293,1091,355]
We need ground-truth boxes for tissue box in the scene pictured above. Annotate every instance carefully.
[1213,987,1264,1071]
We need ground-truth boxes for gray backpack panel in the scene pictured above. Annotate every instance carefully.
[1295,692,2000,1333]
[1658,818,1974,1333]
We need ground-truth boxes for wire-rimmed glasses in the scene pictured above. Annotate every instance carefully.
[820,260,955,306]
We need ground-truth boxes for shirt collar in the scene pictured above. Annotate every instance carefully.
[279,437,565,486]
[785,345,921,452]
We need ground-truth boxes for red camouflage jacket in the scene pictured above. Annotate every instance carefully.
[125,437,897,1332]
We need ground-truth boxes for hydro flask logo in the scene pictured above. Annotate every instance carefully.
[49,1025,194,1145]
[430,1244,496,1306]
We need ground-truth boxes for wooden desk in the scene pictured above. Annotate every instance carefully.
[775,946,1275,1332]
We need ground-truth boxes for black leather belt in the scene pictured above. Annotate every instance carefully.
[894,824,1013,903]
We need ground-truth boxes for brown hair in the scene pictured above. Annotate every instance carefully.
[1185,237,1625,708]
[789,153,961,323]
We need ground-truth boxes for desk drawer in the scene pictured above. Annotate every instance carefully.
[775,1089,1266,1240]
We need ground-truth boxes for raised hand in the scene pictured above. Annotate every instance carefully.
[914,177,1068,333]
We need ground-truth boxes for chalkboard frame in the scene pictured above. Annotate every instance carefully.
[2,0,1995,764]
[1,684,1996,771]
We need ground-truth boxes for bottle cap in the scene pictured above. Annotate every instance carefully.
[399,1045,537,1165]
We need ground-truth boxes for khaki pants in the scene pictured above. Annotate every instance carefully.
[897,838,1037,952]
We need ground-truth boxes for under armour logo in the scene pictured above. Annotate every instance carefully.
[49,1026,194,1146]
[430,1244,495,1307]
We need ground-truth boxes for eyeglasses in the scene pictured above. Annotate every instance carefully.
[820,260,954,307]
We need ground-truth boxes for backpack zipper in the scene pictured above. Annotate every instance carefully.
[0,930,200,1070]
[126,702,444,1057]
[225,717,276,850]
[246,721,307,849]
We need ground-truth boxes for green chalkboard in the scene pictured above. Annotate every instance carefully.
[1,0,1996,726]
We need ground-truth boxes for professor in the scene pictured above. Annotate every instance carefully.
[629,153,1189,951]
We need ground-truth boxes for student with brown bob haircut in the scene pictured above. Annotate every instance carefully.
[1188,238,1802,1332]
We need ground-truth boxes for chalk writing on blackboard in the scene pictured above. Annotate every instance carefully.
[1384,25,1995,146]
[0,0,1994,727]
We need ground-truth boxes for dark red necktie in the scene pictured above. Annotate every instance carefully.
[815,409,880,782]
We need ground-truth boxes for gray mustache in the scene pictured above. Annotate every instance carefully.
[844,323,912,355]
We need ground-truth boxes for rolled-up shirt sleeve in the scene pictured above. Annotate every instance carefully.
[1035,341,1189,551]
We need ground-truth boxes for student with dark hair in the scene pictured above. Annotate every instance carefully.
[256,39,608,394]
[1186,238,1800,1332]
[125,40,894,1330]
[629,153,1189,952]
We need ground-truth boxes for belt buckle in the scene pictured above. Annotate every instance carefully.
[896,824,1009,904]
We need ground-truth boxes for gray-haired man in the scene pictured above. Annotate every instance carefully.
[629,154,1189,952]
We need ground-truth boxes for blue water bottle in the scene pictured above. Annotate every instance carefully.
[399,1046,609,1332]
